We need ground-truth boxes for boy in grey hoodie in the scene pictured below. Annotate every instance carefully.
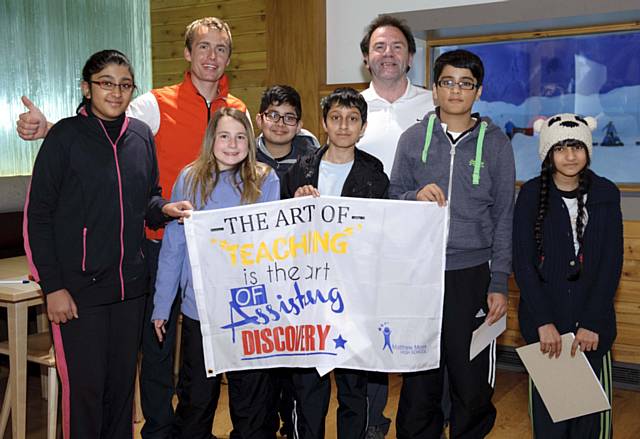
[390,49,515,439]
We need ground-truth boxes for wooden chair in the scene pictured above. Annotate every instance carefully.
[0,331,58,439]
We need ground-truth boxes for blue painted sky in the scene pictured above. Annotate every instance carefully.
[437,31,640,105]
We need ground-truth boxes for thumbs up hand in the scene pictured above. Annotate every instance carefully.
[16,96,50,140]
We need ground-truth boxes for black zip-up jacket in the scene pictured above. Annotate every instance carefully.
[256,130,319,180]
[513,170,623,356]
[280,145,389,199]
[25,108,167,308]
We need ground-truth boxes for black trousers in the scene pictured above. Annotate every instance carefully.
[292,368,368,439]
[140,239,182,439]
[52,294,145,439]
[367,371,391,433]
[529,350,613,439]
[397,263,497,439]
[175,315,276,439]
[271,368,295,436]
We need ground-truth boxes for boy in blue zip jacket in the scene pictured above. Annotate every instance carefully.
[389,49,515,439]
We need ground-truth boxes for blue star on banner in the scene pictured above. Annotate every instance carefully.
[333,335,347,349]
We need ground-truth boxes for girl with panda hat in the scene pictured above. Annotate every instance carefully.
[513,113,622,438]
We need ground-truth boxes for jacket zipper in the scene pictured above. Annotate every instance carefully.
[447,143,456,204]
[141,220,146,258]
[82,227,87,271]
[198,94,213,122]
[444,139,456,245]
[97,118,130,300]
[442,127,475,238]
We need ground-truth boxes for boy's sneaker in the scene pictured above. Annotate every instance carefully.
[365,426,385,439]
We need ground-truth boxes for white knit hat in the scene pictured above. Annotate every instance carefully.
[533,113,597,161]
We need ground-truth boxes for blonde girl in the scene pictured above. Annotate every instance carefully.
[152,107,280,439]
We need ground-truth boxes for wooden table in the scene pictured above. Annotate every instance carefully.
[0,256,45,439]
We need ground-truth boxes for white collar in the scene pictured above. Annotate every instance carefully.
[363,78,415,104]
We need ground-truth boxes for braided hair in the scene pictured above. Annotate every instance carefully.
[570,162,590,280]
[534,139,590,280]
[534,158,552,273]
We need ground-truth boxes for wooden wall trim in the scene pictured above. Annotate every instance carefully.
[427,21,640,49]
[426,22,640,87]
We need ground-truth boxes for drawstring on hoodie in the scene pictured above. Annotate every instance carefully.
[421,113,487,185]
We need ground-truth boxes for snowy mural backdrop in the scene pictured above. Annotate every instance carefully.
[432,30,640,184]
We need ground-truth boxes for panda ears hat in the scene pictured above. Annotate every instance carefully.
[533,113,597,161]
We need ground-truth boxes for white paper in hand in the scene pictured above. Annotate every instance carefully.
[470,314,506,361]
[516,333,611,423]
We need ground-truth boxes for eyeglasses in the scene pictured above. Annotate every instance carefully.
[262,111,299,126]
[437,79,479,91]
[90,80,136,92]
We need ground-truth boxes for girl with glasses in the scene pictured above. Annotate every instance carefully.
[25,49,189,438]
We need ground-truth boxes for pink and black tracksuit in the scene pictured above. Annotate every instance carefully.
[24,104,168,439]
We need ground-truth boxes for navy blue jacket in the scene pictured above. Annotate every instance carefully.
[513,170,623,355]
[26,109,167,308]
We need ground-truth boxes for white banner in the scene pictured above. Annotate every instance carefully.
[184,196,446,377]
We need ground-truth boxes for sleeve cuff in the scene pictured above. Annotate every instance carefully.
[401,189,419,201]
[488,271,509,295]
[41,277,65,295]
[151,307,169,323]
[577,315,602,334]
[146,199,171,230]
[534,316,555,330]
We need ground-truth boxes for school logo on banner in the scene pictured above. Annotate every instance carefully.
[184,196,446,377]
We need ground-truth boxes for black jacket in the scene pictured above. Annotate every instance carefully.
[280,145,389,199]
[513,170,623,355]
[256,130,319,180]
[26,109,167,307]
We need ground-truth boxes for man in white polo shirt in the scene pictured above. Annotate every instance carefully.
[358,15,435,176]
[357,14,435,439]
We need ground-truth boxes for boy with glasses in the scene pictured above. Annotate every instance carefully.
[390,49,515,439]
[255,84,318,437]
[256,85,319,179]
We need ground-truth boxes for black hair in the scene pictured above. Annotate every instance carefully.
[82,49,134,83]
[78,50,134,112]
[433,49,484,86]
[534,140,590,280]
[360,14,416,57]
[321,88,368,124]
[259,85,302,119]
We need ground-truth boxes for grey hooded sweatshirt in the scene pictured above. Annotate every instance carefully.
[389,110,515,294]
